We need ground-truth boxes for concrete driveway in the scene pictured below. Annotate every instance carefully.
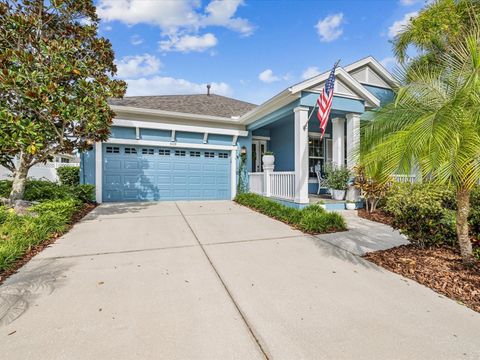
[1,201,479,360]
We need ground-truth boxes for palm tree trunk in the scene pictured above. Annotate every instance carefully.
[456,188,474,263]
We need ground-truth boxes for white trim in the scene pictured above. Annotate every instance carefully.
[231,149,237,199]
[203,132,209,144]
[171,129,176,143]
[293,106,310,204]
[105,138,236,151]
[252,135,271,141]
[289,68,380,108]
[95,142,102,203]
[111,105,241,123]
[135,127,140,140]
[344,56,397,88]
[308,132,331,139]
[113,118,248,137]
[232,135,238,145]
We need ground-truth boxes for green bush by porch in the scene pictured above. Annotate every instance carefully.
[234,193,346,234]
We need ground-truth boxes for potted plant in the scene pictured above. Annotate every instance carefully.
[325,165,350,200]
[345,200,356,210]
[262,151,275,167]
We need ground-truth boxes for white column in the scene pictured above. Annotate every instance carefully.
[346,113,360,169]
[294,106,309,204]
[230,148,237,199]
[332,117,345,168]
[95,142,102,203]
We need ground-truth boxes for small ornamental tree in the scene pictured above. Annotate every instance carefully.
[0,0,126,201]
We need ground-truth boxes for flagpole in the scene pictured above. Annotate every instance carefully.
[303,59,341,130]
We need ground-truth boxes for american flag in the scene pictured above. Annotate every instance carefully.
[317,61,339,138]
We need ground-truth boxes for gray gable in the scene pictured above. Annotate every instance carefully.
[109,94,257,118]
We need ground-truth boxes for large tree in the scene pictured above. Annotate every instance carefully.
[0,0,126,201]
[361,26,480,262]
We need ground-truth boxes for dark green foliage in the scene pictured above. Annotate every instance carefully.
[57,166,80,186]
[234,193,346,234]
[0,180,94,203]
[0,199,79,271]
[384,183,457,247]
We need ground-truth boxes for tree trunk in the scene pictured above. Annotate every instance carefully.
[456,188,474,263]
[9,155,30,202]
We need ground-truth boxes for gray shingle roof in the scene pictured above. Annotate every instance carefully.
[109,94,257,118]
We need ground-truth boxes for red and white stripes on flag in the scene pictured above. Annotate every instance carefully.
[317,62,338,138]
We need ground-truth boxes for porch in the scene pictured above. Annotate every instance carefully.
[246,100,361,208]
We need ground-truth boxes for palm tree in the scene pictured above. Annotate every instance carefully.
[393,0,480,74]
[361,29,480,263]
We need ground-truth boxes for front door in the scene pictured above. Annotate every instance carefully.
[252,139,267,172]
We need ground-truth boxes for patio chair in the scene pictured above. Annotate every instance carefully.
[316,170,328,195]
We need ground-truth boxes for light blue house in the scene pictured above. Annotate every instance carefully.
[81,56,395,206]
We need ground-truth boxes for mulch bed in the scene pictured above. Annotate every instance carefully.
[0,202,96,285]
[357,208,394,226]
[364,245,480,313]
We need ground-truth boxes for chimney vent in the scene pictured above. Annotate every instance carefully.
[206,84,211,96]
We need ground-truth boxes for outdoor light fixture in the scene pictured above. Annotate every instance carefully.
[241,146,247,155]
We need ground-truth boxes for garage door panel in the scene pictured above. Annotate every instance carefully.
[103,145,230,202]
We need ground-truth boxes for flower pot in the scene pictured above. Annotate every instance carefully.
[262,154,275,167]
[345,202,356,210]
[331,189,346,200]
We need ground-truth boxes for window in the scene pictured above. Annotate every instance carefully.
[125,147,137,154]
[60,157,70,163]
[175,150,186,157]
[204,152,215,158]
[190,151,201,157]
[308,135,324,178]
[159,149,170,156]
[141,148,154,155]
[218,152,229,159]
[106,146,120,154]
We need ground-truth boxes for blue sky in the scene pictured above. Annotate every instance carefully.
[96,0,426,104]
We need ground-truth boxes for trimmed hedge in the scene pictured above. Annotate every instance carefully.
[0,199,79,271]
[0,180,94,203]
[57,166,80,186]
[384,183,457,247]
[235,193,346,234]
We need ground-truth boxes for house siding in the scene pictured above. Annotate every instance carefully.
[269,117,295,171]
[362,85,394,105]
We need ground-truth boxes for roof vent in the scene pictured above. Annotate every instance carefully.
[206,84,211,96]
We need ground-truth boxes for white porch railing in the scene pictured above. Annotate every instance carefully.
[392,174,418,183]
[270,172,295,200]
[248,172,264,195]
[248,171,296,201]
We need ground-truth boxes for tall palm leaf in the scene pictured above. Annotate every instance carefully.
[361,29,480,262]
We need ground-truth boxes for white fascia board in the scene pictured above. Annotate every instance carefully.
[110,105,242,124]
[113,119,248,137]
[289,67,380,108]
[238,89,297,125]
[106,138,236,151]
[344,56,397,88]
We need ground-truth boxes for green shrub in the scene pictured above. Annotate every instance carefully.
[235,193,346,234]
[325,165,351,190]
[57,166,80,186]
[0,180,94,203]
[384,183,456,247]
[0,199,79,271]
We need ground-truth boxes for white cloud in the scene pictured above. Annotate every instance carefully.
[159,33,218,53]
[302,66,321,80]
[388,12,418,38]
[380,57,397,71]
[258,69,280,83]
[115,54,162,78]
[103,25,113,31]
[97,0,254,50]
[130,35,143,45]
[399,0,419,5]
[315,13,344,42]
[124,76,232,97]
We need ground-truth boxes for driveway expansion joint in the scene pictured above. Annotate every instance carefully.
[174,202,270,360]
